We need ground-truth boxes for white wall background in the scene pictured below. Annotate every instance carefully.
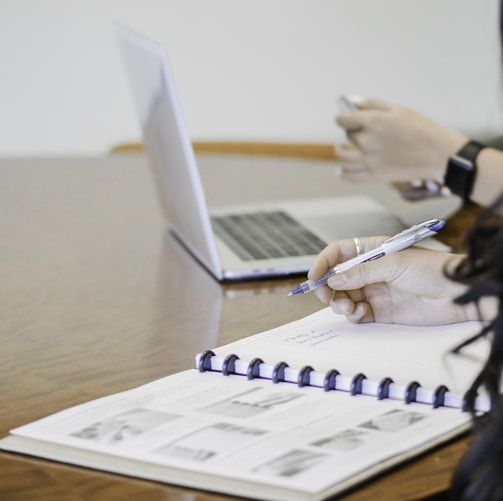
[0,0,502,156]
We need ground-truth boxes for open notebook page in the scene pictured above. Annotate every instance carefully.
[203,307,488,407]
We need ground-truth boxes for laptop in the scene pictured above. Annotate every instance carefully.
[114,24,404,281]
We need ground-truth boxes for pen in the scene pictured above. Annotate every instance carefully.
[288,219,446,296]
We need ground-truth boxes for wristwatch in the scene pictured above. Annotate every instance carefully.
[444,140,486,201]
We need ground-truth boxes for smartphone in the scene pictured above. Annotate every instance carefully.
[338,95,361,113]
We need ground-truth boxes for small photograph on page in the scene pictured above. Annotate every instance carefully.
[70,408,180,445]
[201,387,302,418]
[358,409,426,433]
[155,422,267,462]
[254,449,328,477]
[310,428,367,452]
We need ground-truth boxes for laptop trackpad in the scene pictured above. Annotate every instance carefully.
[304,212,404,242]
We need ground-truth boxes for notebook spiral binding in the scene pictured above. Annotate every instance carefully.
[247,357,264,380]
[405,381,421,404]
[197,350,482,411]
[323,369,340,391]
[222,354,240,376]
[197,350,215,372]
[377,377,394,400]
[297,365,314,387]
[350,373,367,396]
[272,361,289,384]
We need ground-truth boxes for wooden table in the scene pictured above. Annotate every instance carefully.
[0,150,477,500]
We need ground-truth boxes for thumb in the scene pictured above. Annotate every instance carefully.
[336,112,364,131]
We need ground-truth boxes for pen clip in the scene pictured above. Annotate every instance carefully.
[383,219,443,244]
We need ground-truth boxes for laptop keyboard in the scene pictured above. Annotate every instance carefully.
[211,211,327,261]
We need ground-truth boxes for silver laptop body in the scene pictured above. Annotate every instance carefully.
[114,24,404,281]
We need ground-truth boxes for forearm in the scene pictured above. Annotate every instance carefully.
[426,128,468,182]
[424,130,501,206]
[336,101,502,207]
[470,147,503,206]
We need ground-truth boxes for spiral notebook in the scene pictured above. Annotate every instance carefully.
[201,307,490,412]
[0,309,488,501]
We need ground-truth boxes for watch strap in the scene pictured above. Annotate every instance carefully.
[456,140,486,162]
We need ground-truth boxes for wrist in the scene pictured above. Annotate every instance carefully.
[444,140,486,201]
[430,131,468,182]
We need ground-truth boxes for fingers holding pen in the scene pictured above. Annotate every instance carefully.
[343,301,375,323]
[308,236,387,305]
[330,287,376,324]
[330,290,354,315]
[308,236,387,281]
[308,243,343,304]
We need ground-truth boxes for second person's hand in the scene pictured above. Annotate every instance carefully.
[335,98,467,184]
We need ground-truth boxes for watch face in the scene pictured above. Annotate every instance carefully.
[450,154,474,172]
[444,140,485,201]
[444,155,475,200]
